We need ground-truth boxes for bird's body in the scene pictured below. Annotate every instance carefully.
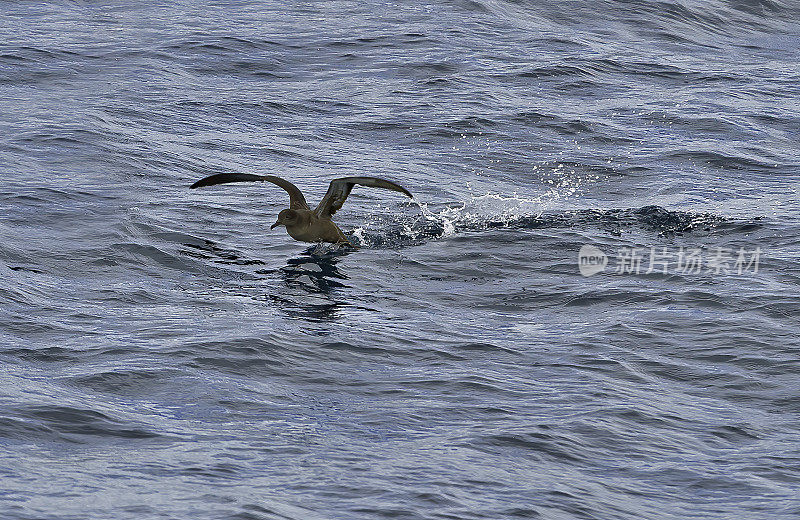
[279,208,350,244]
[190,173,412,246]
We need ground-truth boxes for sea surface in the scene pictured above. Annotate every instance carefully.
[1,1,799,519]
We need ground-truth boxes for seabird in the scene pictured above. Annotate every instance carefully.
[190,173,413,246]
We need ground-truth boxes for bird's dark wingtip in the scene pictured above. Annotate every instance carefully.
[395,185,413,198]
[189,176,221,189]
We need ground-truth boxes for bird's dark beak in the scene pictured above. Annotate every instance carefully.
[270,221,282,229]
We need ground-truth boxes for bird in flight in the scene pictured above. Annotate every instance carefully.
[190,173,413,247]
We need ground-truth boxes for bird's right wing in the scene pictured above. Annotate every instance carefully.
[314,177,413,219]
[190,173,310,210]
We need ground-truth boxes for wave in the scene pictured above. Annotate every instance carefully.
[488,0,799,38]
[0,405,161,443]
[351,193,752,247]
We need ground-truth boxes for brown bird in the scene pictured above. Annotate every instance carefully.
[190,173,413,246]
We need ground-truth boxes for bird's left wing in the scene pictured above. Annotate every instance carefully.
[190,173,310,210]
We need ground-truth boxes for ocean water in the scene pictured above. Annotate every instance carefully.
[1,1,799,518]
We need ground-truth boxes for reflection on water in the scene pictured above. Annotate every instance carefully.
[262,245,353,322]
[180,240,353,322]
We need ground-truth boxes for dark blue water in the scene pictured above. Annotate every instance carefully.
[2,1,799,518]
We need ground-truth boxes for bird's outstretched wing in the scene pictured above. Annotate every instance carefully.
[190,173,310,210]
[314,177,412,219]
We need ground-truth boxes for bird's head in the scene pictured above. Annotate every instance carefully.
[271,209,299,229]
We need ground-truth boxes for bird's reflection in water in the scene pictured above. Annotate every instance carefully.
[183,239,353,322]
[264,244,353,322]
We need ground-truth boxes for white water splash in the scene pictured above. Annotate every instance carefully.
[350,226,368,244]
[350,164,597,245]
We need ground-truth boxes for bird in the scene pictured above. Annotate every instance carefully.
[190,173,413,247]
